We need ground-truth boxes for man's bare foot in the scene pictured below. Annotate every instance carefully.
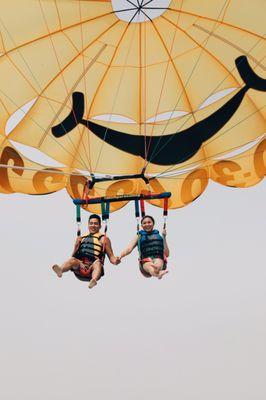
[88,279,97,289]
[158,270,168,280]
[52,264,62,278]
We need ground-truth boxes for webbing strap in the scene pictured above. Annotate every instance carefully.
[140,198,145,218]
[163,197,169,229]
[101,201,110,221]
[134,199,140,232]
[76,204,81,236]
[105,201,110,219]
[134,199,140,219]
[163,198,169,217]
[101,201,110,259]
[101,201,110,262]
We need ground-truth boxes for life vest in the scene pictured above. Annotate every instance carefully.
[74,232,104,262]
[138,230,164,260]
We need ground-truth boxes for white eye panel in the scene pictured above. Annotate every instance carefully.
[10,140,65,168]
[214,134,265,160]
[146,110,188,123]
[198,88,236,110]
[5,98,38,136]
[91,114,136,124]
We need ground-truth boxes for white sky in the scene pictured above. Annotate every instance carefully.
[0,179,265,400]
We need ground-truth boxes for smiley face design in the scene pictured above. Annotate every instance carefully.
[52,56,266,166]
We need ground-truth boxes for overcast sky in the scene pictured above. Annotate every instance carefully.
[0,179,265,400]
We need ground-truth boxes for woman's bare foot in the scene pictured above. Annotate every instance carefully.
[158,270,168,280]
[88,279,97,289]
[151,264,160,275]
[52,264,62,278]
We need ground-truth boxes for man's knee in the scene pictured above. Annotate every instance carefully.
[69,257,80,267]
[92,260,102,271]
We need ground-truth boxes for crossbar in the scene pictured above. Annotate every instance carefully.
[73,192,171,205]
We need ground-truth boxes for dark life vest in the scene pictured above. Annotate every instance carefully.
[138,230,164,260]
[74,232,104,262]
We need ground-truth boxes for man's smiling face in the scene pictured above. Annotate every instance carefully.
[88,218,101,234]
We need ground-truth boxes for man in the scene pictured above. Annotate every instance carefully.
[52,214,120,289]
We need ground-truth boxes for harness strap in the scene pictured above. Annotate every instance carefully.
[100,201,110,263]
[101,200,110,222]
[76,204,81,237]
[163,197,169,229]
[134,199,140,232]
[140,198,145,218]
[139,256,167,264]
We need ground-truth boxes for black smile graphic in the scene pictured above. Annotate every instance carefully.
[52,56,266,166]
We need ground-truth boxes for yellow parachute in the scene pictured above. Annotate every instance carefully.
[0,0,265,213]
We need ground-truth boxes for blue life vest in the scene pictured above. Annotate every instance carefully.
[138,230,164,260]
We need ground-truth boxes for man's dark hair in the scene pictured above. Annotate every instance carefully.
[89,214,101,224]
[141,215,155,224]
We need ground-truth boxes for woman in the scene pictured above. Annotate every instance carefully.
[120,215,169,279]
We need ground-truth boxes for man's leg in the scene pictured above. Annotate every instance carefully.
[88,259,103,289]
[52,257,81,278]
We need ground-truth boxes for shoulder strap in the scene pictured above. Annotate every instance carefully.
[81,232,91,240]
[137,232,142,257]
[139,230,146,236]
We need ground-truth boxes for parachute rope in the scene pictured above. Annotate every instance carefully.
[168,7,265,40]
[152,108,265,180]
[0,133,264,188]
[146,53,265,171]
[0,25,91,172]
[143,0,230,169]
[144,14,265,169]
[90,21,139,176]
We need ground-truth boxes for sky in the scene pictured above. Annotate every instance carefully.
[0,179,265,400]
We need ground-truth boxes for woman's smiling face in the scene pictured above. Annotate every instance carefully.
[141,216,155,232]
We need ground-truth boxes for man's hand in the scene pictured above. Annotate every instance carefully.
[116,256,121,265]
[110,256,121,265]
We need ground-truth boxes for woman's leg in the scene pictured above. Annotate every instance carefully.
[142,258,168,279]
[142,258,162,277]
[151,258,168,279]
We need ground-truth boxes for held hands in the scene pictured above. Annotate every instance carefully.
[115,256,121,265]
[111,256,121,265]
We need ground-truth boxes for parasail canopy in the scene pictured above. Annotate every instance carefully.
[0,0,265,213]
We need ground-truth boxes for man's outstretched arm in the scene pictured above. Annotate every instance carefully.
[103,237,120,265]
